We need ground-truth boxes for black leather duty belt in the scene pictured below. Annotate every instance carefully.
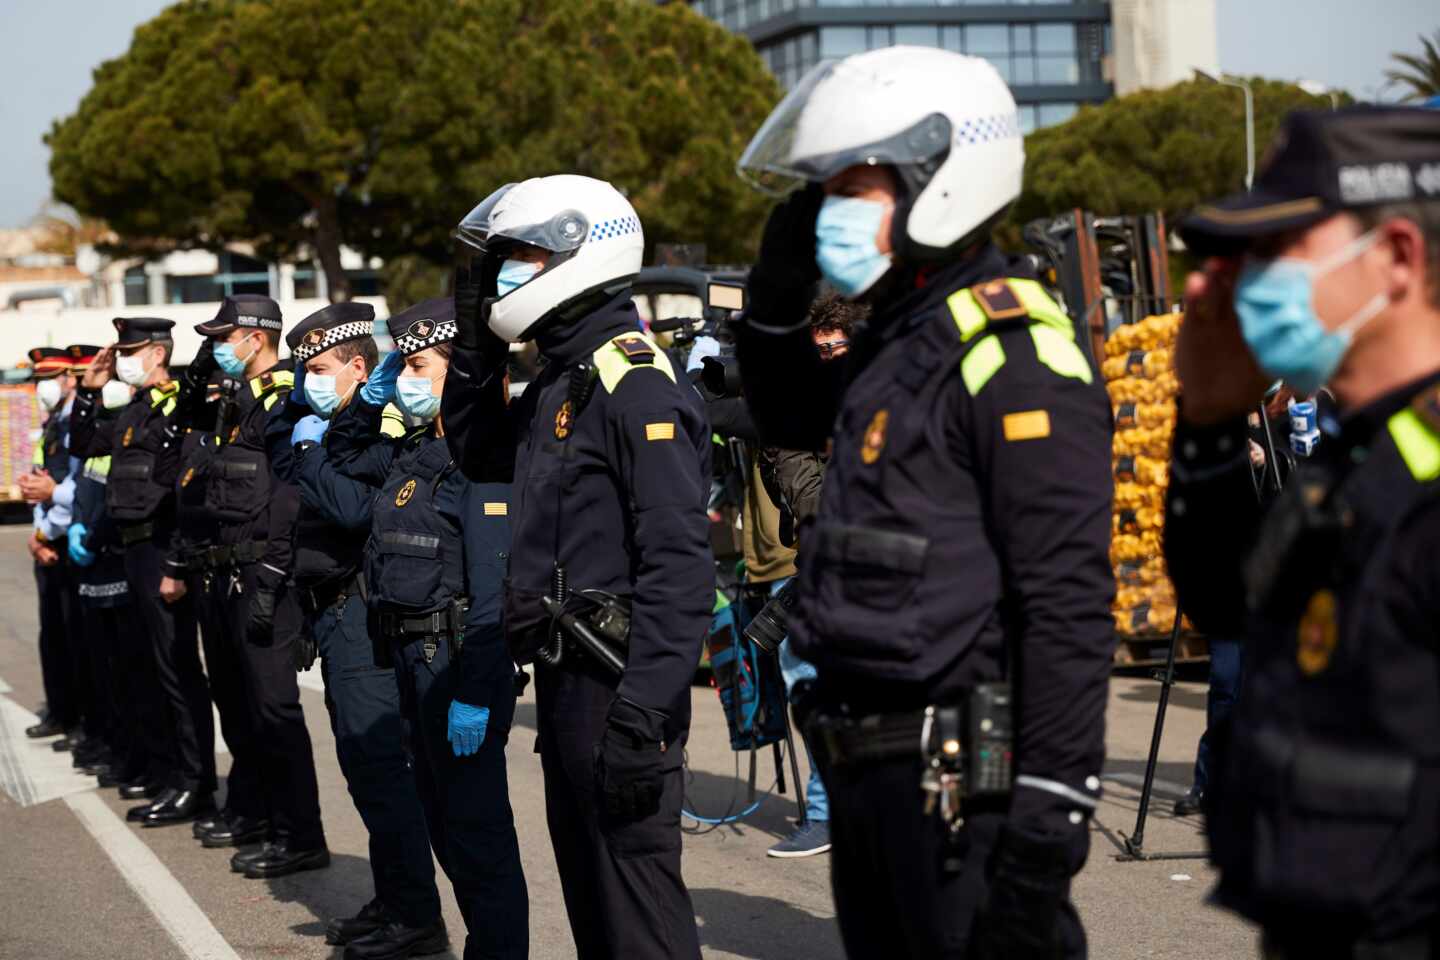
[298,573,364,616]
[807,707,952,770]
[187,541,267,571]
[376,604,465,641]
[117,522,155,547]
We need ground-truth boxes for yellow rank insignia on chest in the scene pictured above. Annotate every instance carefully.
[554,400,573,440]
[861,409,889,465]
[395,478,417,508]
[1003,409,1051,442]
[229,426,241,443]
[645,422,675,441]
[1297,589,1338,676]
[122,426,134,447]
[181,467,196,488]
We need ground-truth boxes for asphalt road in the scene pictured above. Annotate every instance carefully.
[0,523,1259,959]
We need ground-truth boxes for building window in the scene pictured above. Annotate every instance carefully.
[293,264,319,301]
[123,266,149,307]
[1037,101,1079,127]
[819,25,866,58]
[1019,104,1039,135]
[894,24,938,47]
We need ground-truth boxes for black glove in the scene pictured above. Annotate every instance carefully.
[244,563,286,647]
[453,262,485,351]
[188,337,219,384]
[745,182,824,333]
[971,824,1082,960]
[294,630,318,672]
[175,338,219,424]
[594,697,673,821]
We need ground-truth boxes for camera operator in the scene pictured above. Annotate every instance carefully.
[1166,105,1440,958]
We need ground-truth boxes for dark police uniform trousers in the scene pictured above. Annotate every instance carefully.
[269,399,441,927]
[1167,371,1440,958]
[336,411,528,958]
[32,409,84,732]
[207,365,324,846]
[172,427,265,822]
[443,295,712,960]
[736,252,1115,960]
[70,381,215,794]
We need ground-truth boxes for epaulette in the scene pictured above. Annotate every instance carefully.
[251,369,295,397]
[613,334,656,364]
[970,279,1029,323]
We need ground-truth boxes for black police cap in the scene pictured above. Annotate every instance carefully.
[196,294,283,337]
[28,346,70,380]
[386,297,456,357]
[113,316,175,347]
[66,344,101,373]
[287,302,376,363]
[1181,105,1440,256]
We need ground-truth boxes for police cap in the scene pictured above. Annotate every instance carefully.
[386,297,456,357]
[27,347,69,380]
[66,344,101,374]
[195,294,283,338]
[113,317,175,348]
[287,302,376,364]
[1181,105,1440,256]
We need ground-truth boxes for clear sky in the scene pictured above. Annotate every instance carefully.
[0,0,1436,228]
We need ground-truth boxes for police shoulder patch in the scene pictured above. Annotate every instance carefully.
[181,466,196,488]
[971,280,1027,322]
[555,400,573,440]
[613,335,655,364]
[860,409,888,465]
[122,426,134,447]
[395,478,417,508]
[1297,589,1338,676]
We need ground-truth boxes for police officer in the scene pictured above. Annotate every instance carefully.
[70,319,217,826]
[302,297,525,959]
[1165,106,1440,958]
[21,346,82,744]
[264,303,445,939]
[66,363,149,790]
[444,175,711,959]
[732,48,1115,957]
[173,295,329,862]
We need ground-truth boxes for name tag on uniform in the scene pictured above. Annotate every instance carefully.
[483,502,507,516]
[645,422,675,441]
[1003,409,1051,442]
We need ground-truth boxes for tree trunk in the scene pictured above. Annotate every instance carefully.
[313,194,351,303]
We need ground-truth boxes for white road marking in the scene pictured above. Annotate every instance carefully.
[65,791,242,960]
[0,680,98,807]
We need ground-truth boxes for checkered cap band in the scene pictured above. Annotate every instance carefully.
[955,113,1021,147]
[587,215,641,242]
[236,313,283,332]
[292,319,373,362]
[394,318,457,356]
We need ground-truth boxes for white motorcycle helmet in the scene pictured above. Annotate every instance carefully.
[738,46,1024,265]
[454,174,645,343]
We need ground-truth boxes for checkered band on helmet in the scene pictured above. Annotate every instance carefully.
[292,320,374,362]
[394,317,457,356]
[587,215,641,242]
[236,313,284,332]
[954,113,1021,147]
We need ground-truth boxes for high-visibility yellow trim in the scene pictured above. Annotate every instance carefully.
[250,369,295,398]
[1388,408,1440,482]
[85,455,112,480]
[380,403,407,439]
[263,393,281,411]
[31,443,43,467]
[946,289,989,343]
[1030,325,1094,384]
[961,335,1005,396]
[161,397,177,416]
[1010,279,1073,335]
[594,333,676,393]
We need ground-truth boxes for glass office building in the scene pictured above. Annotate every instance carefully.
[689,0,1114,133]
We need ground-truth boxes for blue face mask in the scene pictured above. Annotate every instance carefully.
[815,195,894,297]
[1235,230,1388,396]
[304,373,354,419]
[395,374,442,422]
[497,259,542,297]
[213,335,257,378]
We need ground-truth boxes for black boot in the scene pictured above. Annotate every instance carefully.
[141,789,215,827]
[25,718,63,739]
[344,919,449,960]
[200,815,269,848]
[326,898,394,946]
[241,840,330,879]
[1173,786,1204,817]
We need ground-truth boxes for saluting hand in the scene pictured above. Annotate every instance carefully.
[82,347,114,390]
[1174,259,1271,426]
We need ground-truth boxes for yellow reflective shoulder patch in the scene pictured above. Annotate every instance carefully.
[1003,409,1051,442]
[1388,408,1440,482]
[645,421,676,441]
[961,335,1006,396]
[483,502,507,516]
[595,334,677,393]
[380,403,407,439]
[1030,325,1094,385]
[946,289,989,343]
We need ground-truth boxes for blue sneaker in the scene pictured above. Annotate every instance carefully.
[767,820,831,859]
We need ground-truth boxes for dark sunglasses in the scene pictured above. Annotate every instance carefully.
[816,339,850,359]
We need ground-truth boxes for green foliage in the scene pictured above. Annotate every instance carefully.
[47,0,781,300]
[1386,30,1440,100]
[1010,79,1338,231]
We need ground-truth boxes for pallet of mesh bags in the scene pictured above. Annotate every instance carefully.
[1112,600,1208,666]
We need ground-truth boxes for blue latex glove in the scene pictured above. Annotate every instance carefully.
[291,415,329,446]
[447,700,489,757]
[360,351,404,406]
[67,523,94,567]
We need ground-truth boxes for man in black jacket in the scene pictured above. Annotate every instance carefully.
[443,174,710,960]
